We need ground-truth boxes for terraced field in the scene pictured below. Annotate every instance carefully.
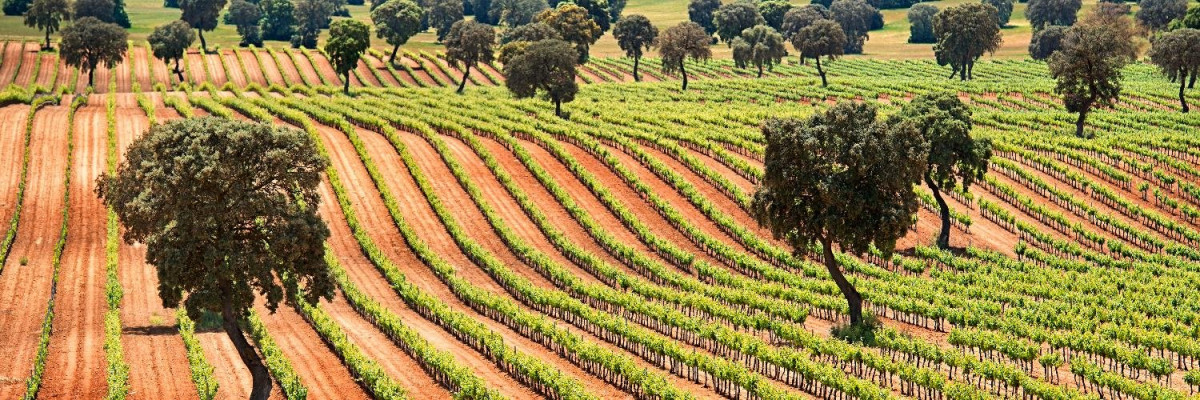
[1,54,1200,400]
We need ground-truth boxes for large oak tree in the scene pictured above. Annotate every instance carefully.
[793,18,845,86]
[148,20,197,82]
[179,0,228,51]
[658,21,711,90]
[752,102,927,327]
[371,0,423,63]
[60,17,128,86]
[1147,28,1200,112]
[932,3,1002,80]
[444,19,496,93]
[1049,8,1137,137]
[504,39,578,117]
[613,14,657,81]
[98,117,333,400]
[731,24,786,78]
[24,0,70,50]
[324,19,370,94]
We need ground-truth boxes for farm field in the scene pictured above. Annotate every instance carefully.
[2,40,1200,400]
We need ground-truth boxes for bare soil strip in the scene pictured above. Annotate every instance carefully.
[270,51,303,86]
[220,52,248,88]
[0,42,24,85]
[287,51,322,86]
[235,50,268,86]
[252,301,372,400]
[130,47,154,91]
[0,105,70,399]
[0,106,28,246]
[204,53,228,87]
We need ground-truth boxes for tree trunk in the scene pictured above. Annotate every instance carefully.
[1189,69,1197,89]
[44,31,50,50]
[198,29,208,53]
[343,73,350,94]
[221,296,272,400]
[757,63,763,78]
[1075,106,1089,138]
[175,59,185,83]
[632,56,640,82]
[554,97,562,118]
[816,57,827,87]
[1180,73,1189,113]
[821,236,863,326]
[390,44,400,65]
[679,60,688,91]
[948,66,957,80]
[969,61,974,80]
[924,172,952,250]
[87,67,95,87]
[457,65,470,93]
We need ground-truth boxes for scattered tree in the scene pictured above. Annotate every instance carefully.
[504,39,578,117]
[74,0,115,22]
[607,0,624,21]
[371,0,422,62]
[830,0,875,54]
[752,102,927,328]
[794,19,845,86]
[488,0,545,27]
[259,0,295,40]
[714,1,764,44]
[933,3,1002,80]
[758,0,792,31]
[613,14,657,81]
[567,0,611,33]
[24,0,70,50]
[782,4,829,38]
[61,17,127,86]
[112,0,129,26]
[1147,28,1200,112]
[687,0,719,36]
[1026,0,1080,30]
[1028,24,1066,59]
[1169,4,1199,29]
[3,0,30,17]
[470,0,492,23]
[732,24,786,77]
[228,0,263,46]
[1049,9,1137,137]
[324,19,370,93]
[430,0,464,41]
[180,0,229,51]
[149,20,196,81]
[98,117,333,400]
[982,0,1012,26]
[497,21,559,63]
[291,0,337,48]
[536,3,602,62]
[1136,0,1187,31]
[658,21,711,90]
[444,19,495,92]
[898,93,992,249]
[906,3,937,43]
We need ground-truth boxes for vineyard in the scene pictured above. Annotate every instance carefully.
[0,51,1199,400]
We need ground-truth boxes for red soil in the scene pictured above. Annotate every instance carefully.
[235,50,268,87]
[185,52,208,85]
[253,50,287,86]
[14,42,39,87]
[363,54,401,87]
[204,53,228,87]
[252,300,372,400]
[270,51,304,86]
[0,106,27,241]
[130,47,154,91]
[287,50,322,86]
[354,61,380,87]
[38,105,110,399]
[0,105,70,399]
[54,62,73,92]
[0,42,24,85]
[221,52,248,88]
[308,52,343,87]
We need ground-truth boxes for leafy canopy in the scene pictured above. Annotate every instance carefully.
[687,0,720,35]
[228,0,264,46]
[613,14,657,59]
[794,18,845,62]
[933,3,1002,80]
[74,0,115,23]
[731,24,787,77]
[713,1,764,44]
[830,0,876,54]
[658,21,712,72]
[782,4,829,38]
[1028,24,1066,60]
[429,0,464,41]
[372,0,424,48]
[60,17,128,85]
[899,92,991,193]
[1026,0,1080,30]
[148,20,197,76]
[503,39,579,116]
[24,0,70,48]
[98,117,333,322]
[906,3,937,43]
[536,3,603,62]
[324,19,371,92]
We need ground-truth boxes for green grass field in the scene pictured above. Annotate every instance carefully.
[0,0,1114,60]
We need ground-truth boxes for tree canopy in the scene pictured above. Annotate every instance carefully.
[1136,0,1187,31]
[61,17,128,86]
[371,0,423,62]
[1049,8,1138,136]
[228,0,263,46]
[430,0,464,41]
[906,3,937,43]
[1026,0,1080,30]
[291,0,337,48]
[794,19,845,86]
[658,21,711,90]
[444,19,495,92]
[982,0,1012,26]
[536,3,603,62]
[758,0,792,31]
[259,0,296,41]
[933,3,1002,80]
[1028,24,1066,60]
[1147,28,1200,112]
[179,0,228,51]
[325,19,370,93]
[830,0,875,54]
[613,14,657,81]
[713,1,764,44]
[488,0,546,27]
[497,22,560,64]
[898,93,992,249]
[149,20,196,82]
[504,39,579,117]
[687,0,719,35]
[752,102,927,327]
[98,117,333,400]
[732,24,787,78]
[23,0,70,50]
[74,0,115,23]
[1170,4,1200,29]
[782,4,829,38]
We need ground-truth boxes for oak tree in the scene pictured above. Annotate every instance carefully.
[504,39,578,117]
[149,20,197,82]
[98,117,333,400]
[687,0,719,35]
[536,3,602,62]
[371,0,423,62]
[830,0,875,54]
[444,19,495,92]
[898,93,992,249]
[228,0,263,46]
[658,21,711,90]
[713,1,764,44]
[1147,28,1200,112]
[180,0,229,51]
[1136,0,1186,31]
[794,19,845,86]
[613,14,657,81]
[487,0,545,27]
[60,17,128,86]
[1028,24,1066,60]
[24,0,70,50]
[1049,8,1137,137]
[290,0,337,48]
[1026,0,1080,30]
[933,3,1002,80]
[732,24,786,77]
[906,3,936,43]
[259,0,295,40]
[74,0,115,22]
[752,102,927,327]
[324,19,370,93]
[782,4,829,38]
[430,0,464,41]
[982,0,1012,26]
[758,0,791,31]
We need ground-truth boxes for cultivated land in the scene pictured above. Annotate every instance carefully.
[1,22,1200,400]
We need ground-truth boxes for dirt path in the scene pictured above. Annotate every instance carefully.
[37,105,109,399]
[185,52,208,85]
[270,51,303,86]
[12,43,39,87]
[113,106,199,400]
[287,50,321,86]
[0,42,24,86]
[115,56,133,93]
[130,46,154,91]
[253,301,372,400]
[0,106,28,244]
[316,179,539,399]
[220,52,248,88]
[0,105,70,399]
[204,53,228,87]
[236,50,268,87]
[363,54,401,87]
